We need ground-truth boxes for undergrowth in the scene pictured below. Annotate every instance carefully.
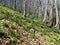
[0,4,60,45]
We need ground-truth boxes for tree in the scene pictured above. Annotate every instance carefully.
[23,0,26,16]
[54,0,59,28]
[48,0,53,27]
[43,0,48,22]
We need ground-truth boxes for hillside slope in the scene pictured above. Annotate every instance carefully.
[0,4,60,45]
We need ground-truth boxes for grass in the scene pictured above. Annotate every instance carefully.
[0,4,60,45]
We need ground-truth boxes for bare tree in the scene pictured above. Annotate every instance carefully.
[48,0,59,28]
[1,0,60,29]
[39,0,41,16]
[23,0,26,16]
[48,0,53,27]
[43,0,48,22]
[54,0,59,28]
[33,0,36,16]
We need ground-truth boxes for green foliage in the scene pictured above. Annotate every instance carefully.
[0,27,3,33]
[11,23,16,29]
[23,23,32,31]
[12,16,18,23]
[5,11,10,18]
[0,14,7,19]
[0,27,8,38]
[54,35,60,42]
[0,3,60,45]
[41,29,47,34]
[2,21,8,27]
[11,30,18,37]
[3,33,8,38]
[32,24,38,31]
[26,14,34,19]
[9,38,16,45]
[11,25,15,29]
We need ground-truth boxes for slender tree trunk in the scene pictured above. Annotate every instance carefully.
[33,0,36,16]
[23,0,26,16]
[54,0,59,28]
[48,0,53,27]
[20,0,23,13]
[39,0,41,16]
[14,0,16,10]
[43,0,48,22]
[39,0,44,16]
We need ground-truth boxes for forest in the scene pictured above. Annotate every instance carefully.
[0,0,60,45]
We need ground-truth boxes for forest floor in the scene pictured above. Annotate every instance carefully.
[0,4,60,45]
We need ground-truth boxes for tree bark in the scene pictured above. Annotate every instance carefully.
[54,0,59,28]
[43,0,48,22]
[48,0,53,27]
[23,0,26,16]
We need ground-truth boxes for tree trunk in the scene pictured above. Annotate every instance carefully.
[54,0,59,28]
[48,0,53,27]
[43,0,47,22]
[23,0,26,16]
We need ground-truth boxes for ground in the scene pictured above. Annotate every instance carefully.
[0,4,60,45]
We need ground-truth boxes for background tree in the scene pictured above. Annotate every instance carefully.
[54,0,59,28]
[48,0,53,27]
[43,0,48,22]
[0,0,60,29]
[23,0,26,16]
